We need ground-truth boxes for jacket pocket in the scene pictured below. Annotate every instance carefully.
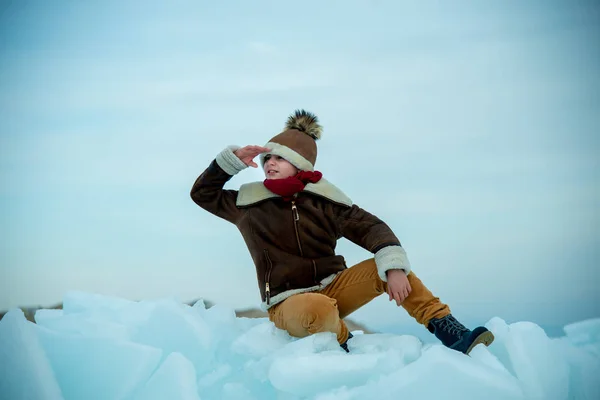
[264,249,273,305]
[312,259,319,285]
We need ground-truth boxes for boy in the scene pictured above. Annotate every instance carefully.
[190,110,494,354]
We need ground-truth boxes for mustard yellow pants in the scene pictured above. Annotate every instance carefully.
[267,258,451,344]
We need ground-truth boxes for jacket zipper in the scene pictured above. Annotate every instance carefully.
[264,249,273,305]
[312,259,319,285]
[292,200,317,285]
[291,200,303,257]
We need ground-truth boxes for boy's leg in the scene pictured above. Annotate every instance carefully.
[267,292,350,344]
[319,258,450,326]
[401,271,451,325]
[321,258,494,354]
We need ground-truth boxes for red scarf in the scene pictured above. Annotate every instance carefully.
[264,171,323,201]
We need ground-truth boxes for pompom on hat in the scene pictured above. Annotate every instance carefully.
[260,109,322,172]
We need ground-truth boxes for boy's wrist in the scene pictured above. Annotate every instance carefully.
[386,269,407,277]
[375,246,412,282]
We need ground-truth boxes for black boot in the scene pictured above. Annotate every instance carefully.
[340,332,353,353]
[427,314,494,355]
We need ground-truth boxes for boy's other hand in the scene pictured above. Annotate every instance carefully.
[234,145,271,168]
[386,269,412,306]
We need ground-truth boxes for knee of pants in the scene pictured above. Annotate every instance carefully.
[293,293,340,329]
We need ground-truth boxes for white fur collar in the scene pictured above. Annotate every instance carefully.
[236,178,352,207]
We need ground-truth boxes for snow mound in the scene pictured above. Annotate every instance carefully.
[1,292,598,399]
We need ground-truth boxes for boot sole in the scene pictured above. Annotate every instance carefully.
[466,330,495,355]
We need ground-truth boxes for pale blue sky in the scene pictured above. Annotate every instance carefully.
[1,1,598,332]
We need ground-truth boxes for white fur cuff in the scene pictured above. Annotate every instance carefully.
[215,146,248,176]
[374,246,411,282]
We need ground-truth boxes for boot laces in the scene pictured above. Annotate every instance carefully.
[439,316,469,336]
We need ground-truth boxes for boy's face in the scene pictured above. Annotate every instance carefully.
[263,154,299,180]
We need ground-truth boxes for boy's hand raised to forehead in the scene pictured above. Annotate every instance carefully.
[386,269,412,306]
[234,145,271,168]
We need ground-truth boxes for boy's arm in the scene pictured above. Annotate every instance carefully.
[335,204,411,281]
[190,146,248,224]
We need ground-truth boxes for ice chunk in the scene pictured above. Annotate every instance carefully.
[564,318,600,346]
[35,308,131,341]
[269,333,421,396]
[346,333,422,363]
[270,352,390,396]
[36,324,162,400]
[196,364,239,400]
[485,317,516,376]
[231,321,292,358]
[198,363,275,400]
[131,299,214,375]
[500,321,570,400]
[197,364,233,389]
[315,346,525,400]
[273,331,341,357]
[60,291,161,330]
[191,298,208,310]
[203,303,238,328]
[236,316,269,332]
[33,308,64,321]
[8,289,597,399]
[196,304,245,359]
[0,310,64,400]
[469,344,514,376]
[62,291,137,314]
[553,337,600,400]
[221,382,258,400]
[132,352,200,400]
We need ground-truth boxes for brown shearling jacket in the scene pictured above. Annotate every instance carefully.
[190,148,410,309]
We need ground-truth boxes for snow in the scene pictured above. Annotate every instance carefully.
[1,292,599,400]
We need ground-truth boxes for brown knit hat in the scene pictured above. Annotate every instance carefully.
[260,110,322,171]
